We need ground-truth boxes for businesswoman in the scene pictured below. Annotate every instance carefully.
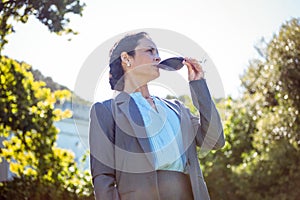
[89,32,225,200]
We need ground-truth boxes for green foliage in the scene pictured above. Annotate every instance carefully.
[0,56,93,199]
[0,176,94,200]
[197,18,300,200]
[0,0,85,51]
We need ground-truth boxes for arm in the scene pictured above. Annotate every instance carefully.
[183,57,225,150]
[89,102,120,200]
[189,79,225,150]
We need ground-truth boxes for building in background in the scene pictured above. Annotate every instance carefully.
[55,101,91,170]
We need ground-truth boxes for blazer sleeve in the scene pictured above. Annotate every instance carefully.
[89,101,120,200]
[189,79,225,150]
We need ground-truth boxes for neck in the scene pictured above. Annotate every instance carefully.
[124,79,151,98]
[134,85,151,98]
[123,76,151,98]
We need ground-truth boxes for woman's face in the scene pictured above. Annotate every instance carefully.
[125,37,161,84]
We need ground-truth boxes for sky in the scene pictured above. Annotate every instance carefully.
[2,0,300,102]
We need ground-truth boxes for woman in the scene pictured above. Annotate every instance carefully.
[89,32,225,200]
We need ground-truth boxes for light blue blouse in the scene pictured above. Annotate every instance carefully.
[130,92,186,172]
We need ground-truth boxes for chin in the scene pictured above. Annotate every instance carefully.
[146,73,159,83]
[152,70,160,79]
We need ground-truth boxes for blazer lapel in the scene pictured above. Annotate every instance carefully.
[114,92,154,160]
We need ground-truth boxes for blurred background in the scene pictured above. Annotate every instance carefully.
[0,0,299,199]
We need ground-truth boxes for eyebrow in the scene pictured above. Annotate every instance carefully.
[145,46,158,53]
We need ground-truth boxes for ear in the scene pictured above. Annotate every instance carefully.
[120,52,133,70]
[120,52,129,63]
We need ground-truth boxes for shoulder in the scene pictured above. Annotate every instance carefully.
[90,99,114,116]
[159,97,195,117]
[157,97,188,114]
[91,99,113,108]
[157,96,184,107]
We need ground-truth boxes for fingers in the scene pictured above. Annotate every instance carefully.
[183,58,194,72]
[183,57,205,81]
[184,57,202,72]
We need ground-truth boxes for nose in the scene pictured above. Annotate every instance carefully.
[154,55,161,62]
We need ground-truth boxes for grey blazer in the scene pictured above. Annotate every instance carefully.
[89,79,225,200]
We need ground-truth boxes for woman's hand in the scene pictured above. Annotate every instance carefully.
[183,57,205,81]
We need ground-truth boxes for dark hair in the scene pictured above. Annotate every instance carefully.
[109,32,151,91]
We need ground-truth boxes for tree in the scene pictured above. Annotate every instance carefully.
[0,0,85,51]
[234,17,300,200]
[199,18,300,200]
[0,56,93,199]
